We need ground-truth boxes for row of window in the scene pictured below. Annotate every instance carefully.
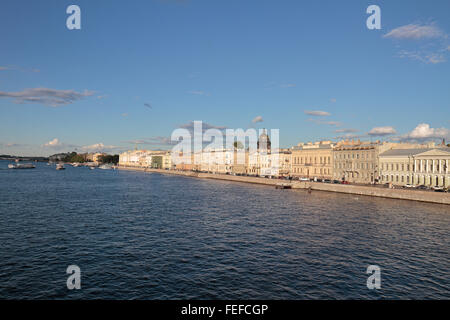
[381,175,446,185]
[293,167,331,175]
[382,160,447,173]
[334,162,374,170]
[333,171,373,179]
[293,156,331,165]
[334,152,374,160]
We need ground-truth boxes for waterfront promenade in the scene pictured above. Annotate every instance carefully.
[118,166,450,205]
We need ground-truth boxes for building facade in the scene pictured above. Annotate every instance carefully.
[332,141,379,183]
[291,141,334,180]
[379,148,450,187]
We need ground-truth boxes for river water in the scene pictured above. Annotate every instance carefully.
[0,160,448,299]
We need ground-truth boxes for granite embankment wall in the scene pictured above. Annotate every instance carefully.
[118,166,450,205]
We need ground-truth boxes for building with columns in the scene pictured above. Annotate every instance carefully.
[379,148,450,187]
[332,140,432,184]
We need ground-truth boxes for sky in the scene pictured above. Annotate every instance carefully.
[0,0,449,156]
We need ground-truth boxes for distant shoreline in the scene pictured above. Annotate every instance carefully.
[118,166,450,206]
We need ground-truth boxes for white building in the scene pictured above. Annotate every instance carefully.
[379,147,450,187]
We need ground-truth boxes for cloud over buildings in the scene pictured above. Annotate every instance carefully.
[368,126,397,136]
[80,143,118,152]
[403,123,449,140]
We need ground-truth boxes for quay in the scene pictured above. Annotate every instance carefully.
[118,166,450,205]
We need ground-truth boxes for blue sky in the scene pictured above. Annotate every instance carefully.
[1,0,449,156]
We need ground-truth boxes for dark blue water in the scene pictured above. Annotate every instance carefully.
[0,160,449,299]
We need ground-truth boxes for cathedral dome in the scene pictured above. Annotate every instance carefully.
[257,129,271,152]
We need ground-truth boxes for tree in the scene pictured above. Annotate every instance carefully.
[99,154,119,164]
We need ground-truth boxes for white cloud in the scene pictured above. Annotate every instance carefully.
[398,50,446,64]
[330,98,337,103]
[44,138,62,148]
[80,143,117,152]
[405,123,449,140]
[252,116,263,123]
[280,83,296,88]
[0,88,94,107]
[384,23,449,64]
[304,110,331,117]
[324,121,341,126]
[384,24,446,40]
[368,126,397,136]
[335,128,358,133]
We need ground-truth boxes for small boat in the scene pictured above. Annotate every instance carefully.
[8,163,36,169]
[90,167,95,170]
[98,164,113,170]
[72,163,80,167]
[56,164,65,170]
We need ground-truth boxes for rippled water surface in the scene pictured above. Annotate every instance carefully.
[0,160,449,299]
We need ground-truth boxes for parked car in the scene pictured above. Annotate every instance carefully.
[332,180,340,184]
[323,179,332,183]
[299,177,309,181]
[341,181,350,184]
[404,184,416,188]
[432,186,444,191]
[416,185,428,190]
[316,178,323,182]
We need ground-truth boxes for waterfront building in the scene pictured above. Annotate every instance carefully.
[92,153,107,164]
[291,141,334,180]
[200,148,233,174]
[162,152,173,170]
[379,147,450,187]
[119,150,169,168]
[332,140,380,183]
[231,150,249,175]
[332,140,432,184]
[246,129,276,176]
[247,150,260,176]
[278,149,292,177]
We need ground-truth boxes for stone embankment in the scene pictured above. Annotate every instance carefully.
[118,166,450,205]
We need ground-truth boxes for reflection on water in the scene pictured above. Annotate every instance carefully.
[0,160,449,299]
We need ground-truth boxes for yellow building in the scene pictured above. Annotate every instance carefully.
[291,141,334,180]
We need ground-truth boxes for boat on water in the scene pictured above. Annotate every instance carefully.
[8,163,36,169]
[98,164,113,170]
[56,164,65,170]
[72,163,81,167]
